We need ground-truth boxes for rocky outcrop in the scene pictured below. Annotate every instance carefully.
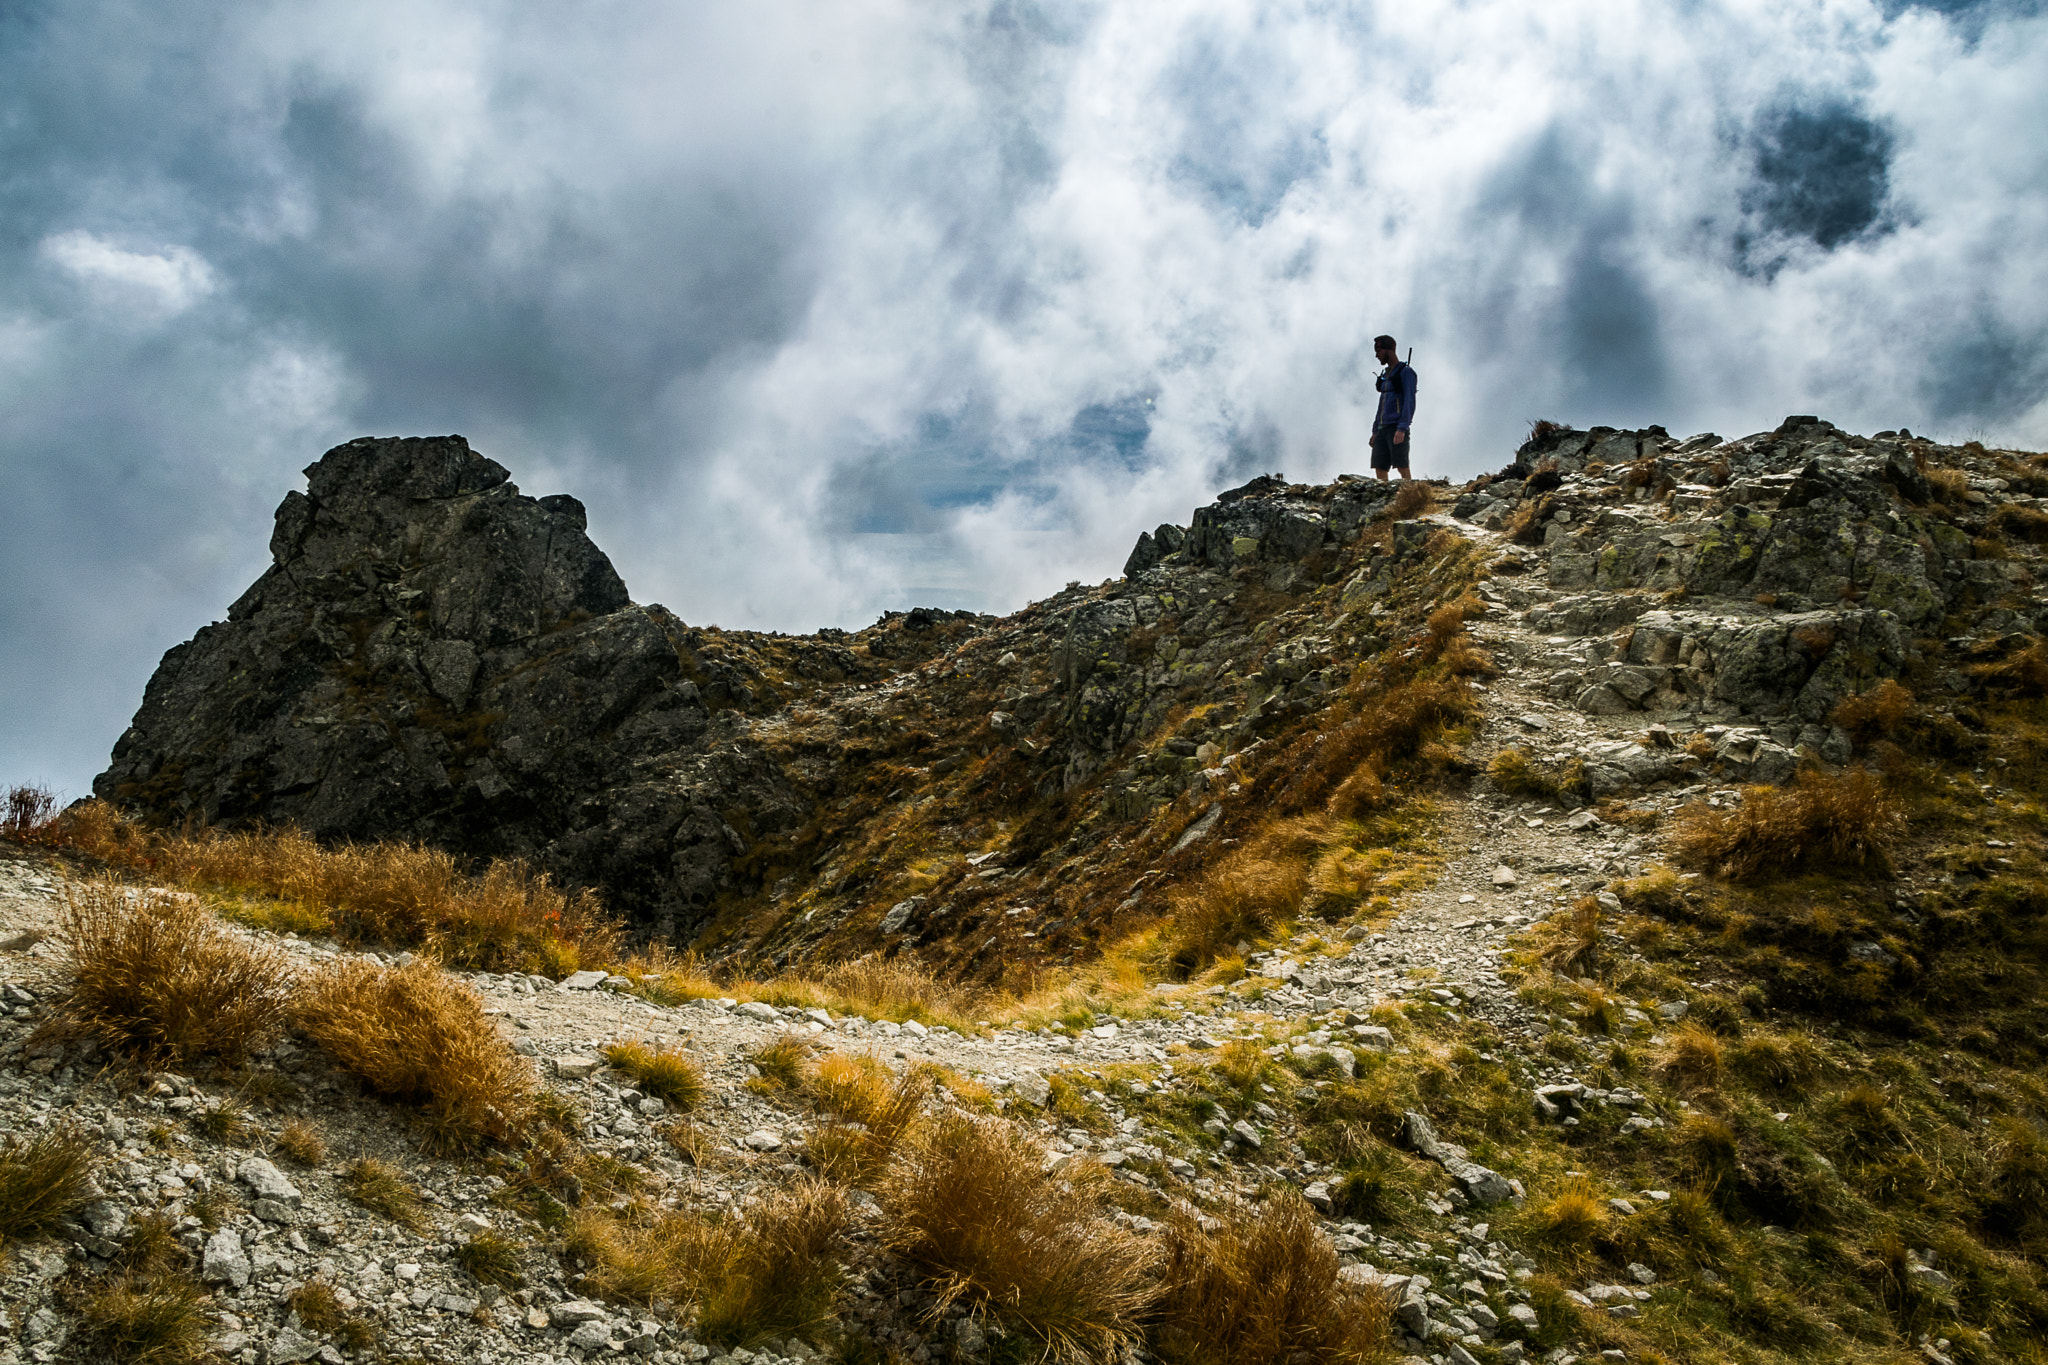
[94,437,938,938]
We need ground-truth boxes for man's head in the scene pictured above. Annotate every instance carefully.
[1374,334,1397,364]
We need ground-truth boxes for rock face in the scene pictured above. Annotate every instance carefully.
[96,436,834,937]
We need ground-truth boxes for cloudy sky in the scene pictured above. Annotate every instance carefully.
[4,0,2046,797]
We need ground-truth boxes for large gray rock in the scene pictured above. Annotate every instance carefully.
[94,436,837,937]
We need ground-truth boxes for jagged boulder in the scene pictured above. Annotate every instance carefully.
[96,435,804,936]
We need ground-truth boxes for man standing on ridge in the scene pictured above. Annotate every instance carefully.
[1370,334,1417,481]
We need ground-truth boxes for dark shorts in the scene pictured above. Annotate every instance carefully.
[1371,425,1411,471]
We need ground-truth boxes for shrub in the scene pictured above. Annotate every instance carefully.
[1153,1190,1390,1365]
[578,1181,848,1347]
[341,1157,426,1229]
[294,957,534,1152]
[0,1126,97,1243]
[603,1040,707,1110]
[56,880,293,1068]
[878,1113,1156,1362]
[2,784,58,834]
[1669,768,1904,879]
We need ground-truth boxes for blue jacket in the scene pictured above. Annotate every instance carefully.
[1375,362,1417,431]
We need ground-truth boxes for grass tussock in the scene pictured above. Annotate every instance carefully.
[805,1052,932,1185]
[1154,1190,1390,1365]
[1165,848,1310,975]
[749,1031,816,1089]
[275,1119,326,1167]
[0,1125,97,1243]
[1490,749,1581,802]
[33,806,618,977]
[74,1269,215,1365]
[1659,1024,1725,1094]
[1519,1177,1610,1268]
[57,878,292,1068]
[294,957,534,1152]
[1387,480,1431,520]
[1669,768,1904,880]
[1971,641,2048,699]
[1991,503,2048,542]
[341,1157,427,1229]
[1831,678,1917,739]
[602,1040,707,1110]
[576,1180,848,1347]
[455,1229,525,1288]
[878,1113,1157,1362]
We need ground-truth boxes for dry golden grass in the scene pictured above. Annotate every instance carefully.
[40,807,618,976]
[454,1229,525,1288]
[1971,641,2048,699]
[1669,768,1904,880]
[878,1113,1156,1362]
[1534,896,1606,978]
[341,1157,427,1229]
[1520,1177,1610,1264]
[749,1031,816,1089]
[1831,679,1916,739]
[1728,1030,1827,1094]
[275,1119,326,1167]
[0,1125,97,1244]
[1660,1024,1726,1094]
[1164,848,1309,974]
[1991,503,2048,542]
[804,1052,931,1185]
[1387,480,1431,519]
[294,957,535,1152]
[1926,466,1972,502]
[1153,1190,1390,1365]
[57,878,292,1067]
[74,1267,215,1365]
[576,1181,848,1347]
[603,1040,707,1110]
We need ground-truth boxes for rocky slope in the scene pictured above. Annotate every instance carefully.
[15,413,2048,1365]
[98,419,2048,977]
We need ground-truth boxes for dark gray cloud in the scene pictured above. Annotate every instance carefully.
[1743,98,1894,260]
[3,0,2046,797]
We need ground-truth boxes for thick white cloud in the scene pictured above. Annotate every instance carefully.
[2,0,2045,794]
[41,230,216,319]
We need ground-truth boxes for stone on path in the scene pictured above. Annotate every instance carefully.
[1491,864,1518,888]
[557,970,607,991]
